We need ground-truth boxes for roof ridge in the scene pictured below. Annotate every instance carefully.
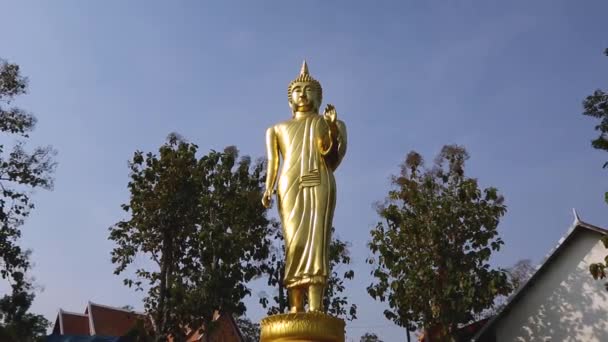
[59,309,89,317]
[576,219,608,234]
[572,208,581,224]
[88,300,147,316]
[88,301,95,335]
[58,309,64,335]
[472,215,607,341]
[571,208,608,234]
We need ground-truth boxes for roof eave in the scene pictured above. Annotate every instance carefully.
[472,214,607,341]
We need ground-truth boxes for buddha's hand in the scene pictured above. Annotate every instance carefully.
[262,188,273,208]
[324,104,337,124]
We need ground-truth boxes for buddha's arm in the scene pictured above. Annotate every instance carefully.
[265,126,280,193]
[321,119,347,171]
[335,120,347,162]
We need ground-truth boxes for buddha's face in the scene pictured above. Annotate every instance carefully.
[290,82,319,112]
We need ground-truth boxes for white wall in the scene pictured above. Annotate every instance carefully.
[494,229,608,341]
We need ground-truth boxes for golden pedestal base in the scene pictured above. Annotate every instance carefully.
[260,312,345,342]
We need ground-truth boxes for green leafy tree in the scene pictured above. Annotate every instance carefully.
[475,258,535,320]
[506,259,534,291]
[0,277,50,341]
[323,230,357,320]
[258,223,286,315]
[0,58,55,342]
[360,332,383,342]
[582,48,608,167]
[583,48,608,288]
[259,226,357,321]
[367,145,511,341]
[590,237,608,289]
[236,316,260,342]
[123,319,155,342]
[109,135,272,339]
[0,58,56,294]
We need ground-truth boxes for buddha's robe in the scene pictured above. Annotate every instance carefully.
[267,113,347,288]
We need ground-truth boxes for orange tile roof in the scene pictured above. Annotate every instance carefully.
[54,310,90,335]
[51,301,243,341]
[87,302,150,336]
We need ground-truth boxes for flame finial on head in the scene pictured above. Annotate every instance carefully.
[300,60,309,75]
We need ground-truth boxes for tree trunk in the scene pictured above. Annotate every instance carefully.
[278,264,286,313]
[156,254,168,338]
[424,325,451,342]
[157,231,173,338]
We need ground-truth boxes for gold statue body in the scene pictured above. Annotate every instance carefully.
[262,62,347,313]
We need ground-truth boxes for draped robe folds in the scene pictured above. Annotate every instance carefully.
[271,114,347,289]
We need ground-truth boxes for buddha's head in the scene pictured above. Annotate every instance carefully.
[288,61,322,114]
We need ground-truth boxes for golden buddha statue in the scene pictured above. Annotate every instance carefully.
[262,61,347,314]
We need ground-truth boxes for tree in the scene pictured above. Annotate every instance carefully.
[123,319,155,342]
[582,48,608,167]
[506,259,534,290]
[0,280,50,341]
[0,58,56,294]
[360,332,384,342]
[0,58,55,342]
[259,226,357,321]
[582,48,608,289]
[323,230,357,320]
[121,305,135,311]
[258,223,286,315]
[236,316,260,342]
[474,258,535,320]
[590,236,608,290]
[367,145,512,341]
[109,135,273,339]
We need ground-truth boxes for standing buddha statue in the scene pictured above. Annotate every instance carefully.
[262,61,348,314]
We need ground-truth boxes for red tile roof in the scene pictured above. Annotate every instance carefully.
[206,313,244,342]
[54,310,90,335]
[52,302,149,337]
[51,301,243,341]
[87,302,149,336]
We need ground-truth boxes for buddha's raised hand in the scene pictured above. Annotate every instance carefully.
[323,104,337,124]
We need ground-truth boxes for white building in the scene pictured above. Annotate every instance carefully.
[474,212,608,342]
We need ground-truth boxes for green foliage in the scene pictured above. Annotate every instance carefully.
[589,236,608,290]
[258,223,286,315]
[583,48,608,290]
[0,281,50,342]
[323,229,357,320]
[367,145,511,338]
[506,259,535,291]
[0,58,56,294]
[583,88,608,155]
[0,58,55,342]
[109,135,273,339]
[474,258,535,321]
[123,319,155,342]
[582,48,608,160]
[236,316,260,342]
[259,226,357,320]
[360,332,384,342]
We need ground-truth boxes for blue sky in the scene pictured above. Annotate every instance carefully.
[1,1,607,340]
